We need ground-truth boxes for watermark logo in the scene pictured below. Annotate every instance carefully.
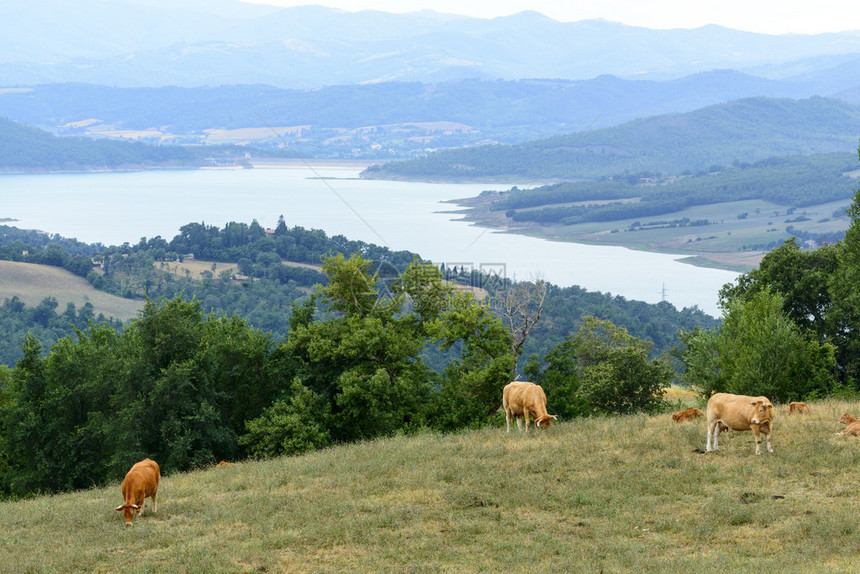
[443,262,507,291]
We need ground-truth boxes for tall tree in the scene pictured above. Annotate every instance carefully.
[496,277,547,376]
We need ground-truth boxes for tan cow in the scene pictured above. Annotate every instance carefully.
[788,401,810,415]
[115,458,160,525]
[672,407,705,422]
[839,414,860,436]
[503,381,557,432]
[706,393,774,455]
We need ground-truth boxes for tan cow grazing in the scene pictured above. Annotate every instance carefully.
[503,381,557,432]
[672,407,705,422]
[788,401,810,415]
[839,414,860,436]
[706,393,774,455]
[115,458,160,526]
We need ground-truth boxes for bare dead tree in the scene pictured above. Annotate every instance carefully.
[496,275,547,377]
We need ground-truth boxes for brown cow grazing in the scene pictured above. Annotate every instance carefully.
[503,381,557,432]
[115,458,160,525]
[839,414,860,436]
[706,393,775,455]
[788,401,810,415]
[672,407,705,422]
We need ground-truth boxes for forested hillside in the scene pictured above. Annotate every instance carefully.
[364,97,860,180]
[0,220,718,367]
[0,118,208,172]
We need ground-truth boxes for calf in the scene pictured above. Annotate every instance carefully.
[502,381,557,432]
[839,414,860,436]
[788,401,810,415]
[672,407,705,422]
[706,393,775,455]
[115,458,160,525]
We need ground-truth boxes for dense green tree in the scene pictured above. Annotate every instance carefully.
[720,238,839,338]
[572,317,670,415]
[239,379,331,458]
[524,316,670,416]
[286,254,433,442]
[424,291,515,429]
[679,289,836,401]
[829,184,860,385]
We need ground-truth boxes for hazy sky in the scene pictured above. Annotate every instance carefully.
[240,0,859,35]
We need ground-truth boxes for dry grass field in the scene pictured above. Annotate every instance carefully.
[0,260,143,321]
[2,398,860,573]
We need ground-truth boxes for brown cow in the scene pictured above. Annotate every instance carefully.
[672,407,705,422]
[706,393,775,455]
[115,458,160,525]
[502,381,557,432]
[839,414,860,436]
[788,401,810,415]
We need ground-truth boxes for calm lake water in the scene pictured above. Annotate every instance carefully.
[1,166,738,317]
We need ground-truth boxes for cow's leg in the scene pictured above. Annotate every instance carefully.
[752,426,762,455]
[505,409,512,433]
[765,431,773,453]
[151,492,157,514]
[706,421,720,452]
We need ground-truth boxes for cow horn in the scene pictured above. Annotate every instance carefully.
[115,505,123,511]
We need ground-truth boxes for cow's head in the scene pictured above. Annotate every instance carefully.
[749,399,774,425]
[535,414,558,429]
[840,413,856,425]
[115,503,140,526]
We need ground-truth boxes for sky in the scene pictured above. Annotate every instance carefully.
[240,0,860,35]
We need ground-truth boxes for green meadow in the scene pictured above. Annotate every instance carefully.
[2,399,859,573]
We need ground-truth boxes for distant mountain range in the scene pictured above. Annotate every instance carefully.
[3,71,859,159]
[3,1,860,88]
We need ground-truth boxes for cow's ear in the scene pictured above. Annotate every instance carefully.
[115,505,124,511]
[749,401,758,406]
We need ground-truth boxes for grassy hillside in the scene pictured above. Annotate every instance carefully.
[3,399,860,573]
[0,260,142,321]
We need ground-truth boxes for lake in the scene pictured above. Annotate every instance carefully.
[1,165,738,317]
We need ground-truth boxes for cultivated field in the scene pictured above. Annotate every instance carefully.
[0,261,143,321]
[2,399,860,573]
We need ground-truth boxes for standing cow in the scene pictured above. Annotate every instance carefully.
[115,458,160,525]
[706,393,774,455]
[502,381,557,432]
